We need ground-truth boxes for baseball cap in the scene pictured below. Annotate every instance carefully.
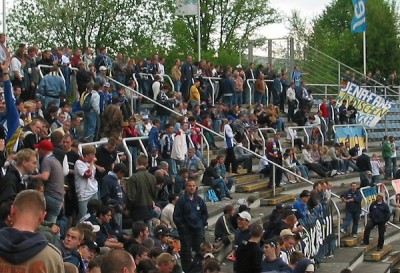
[81,240,100,253]
[82,221,100,233]
[276,203,286,209]
[34,140,54,151]
[263,239,276,248]
[103,82,110,87]
[279,228,295,237]
[99,66,107,71]
[142,115,150,120]
[154,225,171,237]
[227,115,235,121]
[238,211,251,222]
[238,205,251,213]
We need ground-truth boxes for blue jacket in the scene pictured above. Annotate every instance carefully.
[261,257,292,273]
[340,189,362,212]
[148,127,160,152]
[293,198,310,220]
[37,74,66,97]
[369,200,390,224]
[173,192,208,230]
[100,172,125,206]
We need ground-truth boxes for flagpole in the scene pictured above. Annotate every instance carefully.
[363,31,366,75]
[197,0,201,61]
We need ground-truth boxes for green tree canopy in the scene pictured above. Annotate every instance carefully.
[309,0,400,76]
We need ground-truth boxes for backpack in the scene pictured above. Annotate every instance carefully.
[81,92,93,112]
[205,189,219,203]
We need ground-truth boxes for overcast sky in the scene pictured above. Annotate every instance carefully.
[264,0,334,38]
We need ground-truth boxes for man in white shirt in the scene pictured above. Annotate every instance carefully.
[152,75,162,100]
[161,193,179,231]
[171,121,188,169]
[286,82,297,122]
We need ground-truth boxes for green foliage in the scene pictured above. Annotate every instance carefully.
[309,0,400,75]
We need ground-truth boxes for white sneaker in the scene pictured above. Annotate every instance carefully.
[290,180,297,184]
[330,170,337,177]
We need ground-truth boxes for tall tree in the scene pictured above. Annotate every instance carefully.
[309,0,400,76]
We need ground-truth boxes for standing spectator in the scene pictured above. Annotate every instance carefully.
[74,145,99,220]
[173,179,208,272]
[339,100,348,124]
[370,154,382,185]
[235,224,263,273]
[226,211,251,269]
[189,79,201,108]
[171,59,182,92]
[390,136,397,179]
[255,73,266,105]
[362,193,391,251]
[31,140,64,223]
[347,100,357,124]
[76,61,92,97]
[245,63,256,104]
[356,149,372,187]
[171,121,188,172]
[286,82,297,122]
[233,70,244,105]
[100,163,127,228]
[24,46,40,101]
[0,190,64,272]
[126,154,157,231]
[10,49,24,90]
[81,83,100,142]
[340,182,362,237]
[94,47,112,72]
[327,99,339,141]
[267,134,283,188]
[148,119,161,152]
[63,134,80,228]
[37,65,66,108]
[181,56,194,99]
[224,116,237,173]
[112,53,127,85]
[382,135,392,179]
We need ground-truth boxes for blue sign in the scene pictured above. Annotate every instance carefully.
[351,0,366,33]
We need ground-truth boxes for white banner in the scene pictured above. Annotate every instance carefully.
[175,0,198,16]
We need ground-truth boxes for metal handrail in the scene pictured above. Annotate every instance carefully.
[121,136,149,176]
[245,79,270,105]
[203,76,222,106]
[332,124,368,150]
[37,64,66,82]
[287,125,325,147]
[77,139,108,156]
[257,128,277,156]
[138,73,175,93]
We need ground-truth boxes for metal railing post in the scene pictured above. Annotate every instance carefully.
[272,165,276,197]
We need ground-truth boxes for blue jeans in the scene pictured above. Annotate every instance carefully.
[222,95,233,107]
[371,175,380,186]
[211,178,230,197]
[234,92,243,105]
[254,92,266,105]
[342,210,361,235]
[391,157,397,178]
[212,119,222,134]
[84,111,98,141]
[44,97,60,108]
[225,178,234,190]
[164,158,177,177]
[298,165,309,179]
[45,195,63,223]
[384,157,391,178]
[78,192,99,221]
[174,80,181,92]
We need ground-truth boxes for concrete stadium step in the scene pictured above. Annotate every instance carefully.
[260,193,297,206]
[364,245,393,261]
[341,232,363,247]
[234,174,263,185]
[235,180,269,193]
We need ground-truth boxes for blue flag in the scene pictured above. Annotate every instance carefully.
[351,0,366,33]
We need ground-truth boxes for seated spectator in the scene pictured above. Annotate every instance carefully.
[293,190,311,220]
[283,152,301,184]
[234,141,253,174]
[279,231,297,264]
[390,193,400,223]
[77,241,100,270]
[202,159,232,201]
[153,225,174,254]
[202,115,218,150]
[301,144,332,178]
[129,244,150,266]
[174,168,189,194]
[214,205,236,246]
[60,227,85,273]
[216,155,235,191]
[259,150,270,177]
[319,145,335,173]
[182,147,205,186]
[289,251,315,273]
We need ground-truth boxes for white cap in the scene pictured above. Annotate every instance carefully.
[238,211,251,222]
[99,66,107,71]
[83,221,100,232]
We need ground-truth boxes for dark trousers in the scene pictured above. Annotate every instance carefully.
[225,148,237,173]
[288,100,296,122]
[305,163,328,178]
[236,156,252,173]
[178,226,204,272]
[269,158,282,187]
[363,219,386,249]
